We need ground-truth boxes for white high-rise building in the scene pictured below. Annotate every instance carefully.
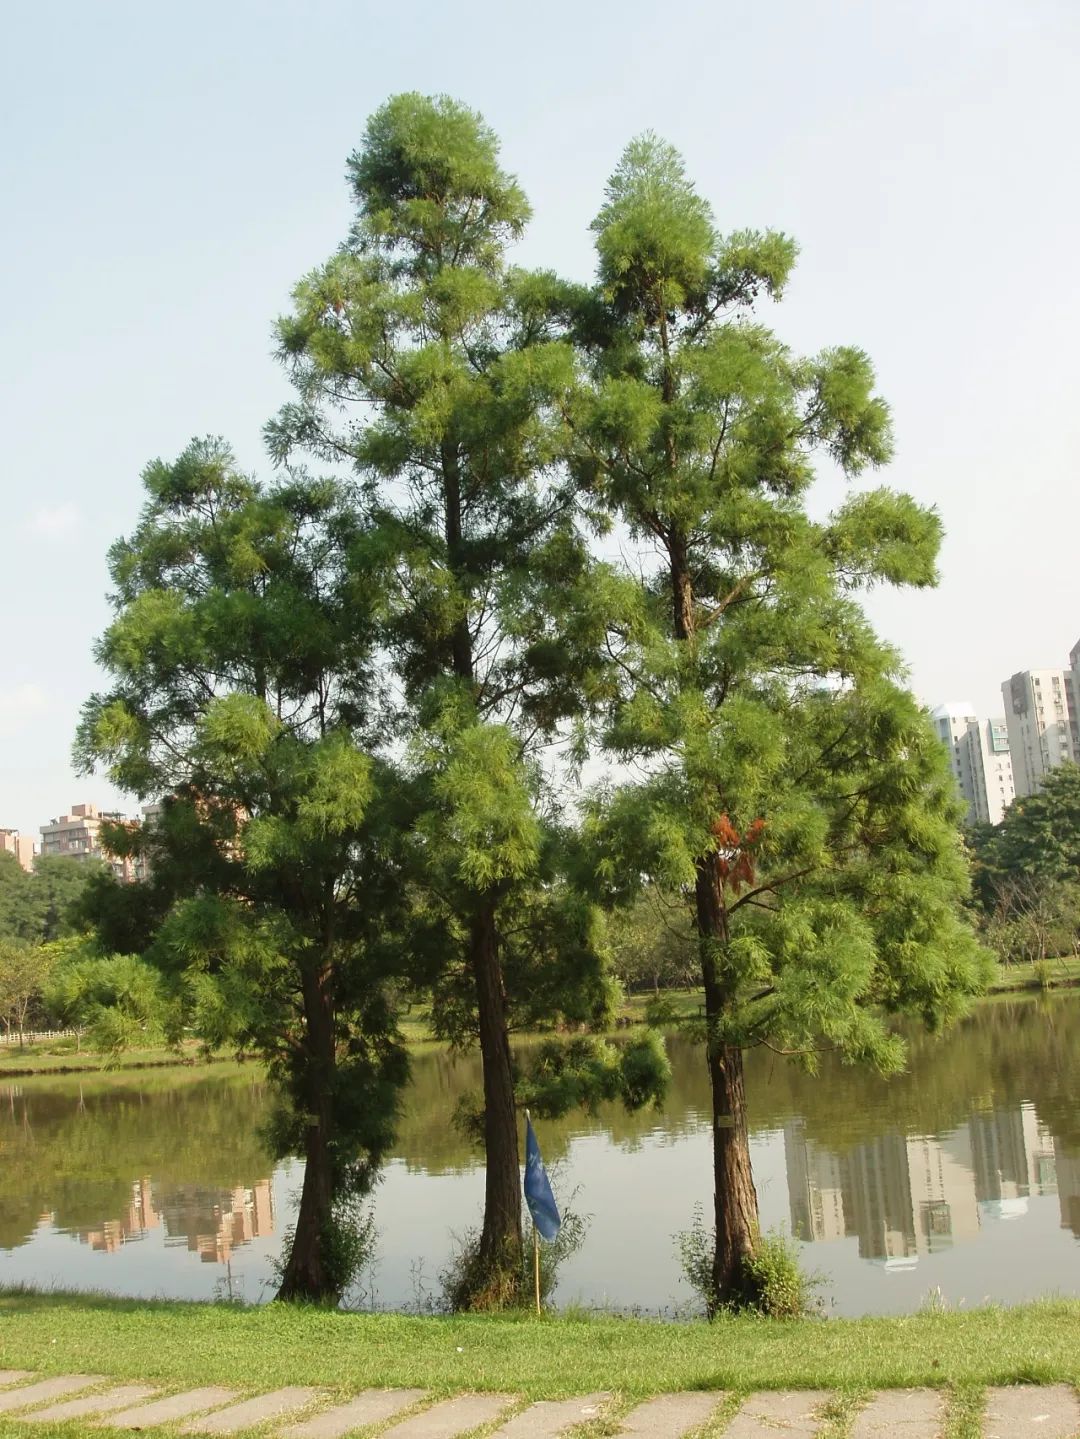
[1002,668,1079,798]
[968,718,1015,825]
[930,704,1014,825]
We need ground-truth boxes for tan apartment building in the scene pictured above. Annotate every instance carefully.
[39,803,137,882]
[0,829,35,872]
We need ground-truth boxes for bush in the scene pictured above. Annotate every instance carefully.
[441,1178,588,1313]
[676,1207,821,1318]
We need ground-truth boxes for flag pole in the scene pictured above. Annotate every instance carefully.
[526,1109,541,1317]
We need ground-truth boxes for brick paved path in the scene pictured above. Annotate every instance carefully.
[0,1371,1078,1436]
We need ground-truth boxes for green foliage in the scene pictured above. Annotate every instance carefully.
[677,1208,819,1319]
[518,1031,670,1117]
[269,92,648,1306]
[607,887,697,995]
[0,853,105,945]
[740,1230,821,1320]
[977,765,1080,890]
[569,129,988,1309]
[0,938,54,1044]
[272,1197,378,1307]
[42,945,170,1055]
[441,1183,588,1313]
[77,435,412,1302]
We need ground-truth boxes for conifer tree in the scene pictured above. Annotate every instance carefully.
[269,95,664,1307]
[570,137,990,1310]
[77,438,409,1303]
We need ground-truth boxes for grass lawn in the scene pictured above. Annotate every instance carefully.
[2,1289,1080,1407]
[989,955,1080,992]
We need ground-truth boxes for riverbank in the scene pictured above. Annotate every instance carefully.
[4,966,1077,1078]
[2,1288,1080,1398]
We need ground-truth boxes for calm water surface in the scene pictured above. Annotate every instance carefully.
[3,993,1080,1317]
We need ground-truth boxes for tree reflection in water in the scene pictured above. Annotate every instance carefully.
[3,993,1080,1312]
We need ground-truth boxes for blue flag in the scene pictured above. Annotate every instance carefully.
[524,1113,561,1242]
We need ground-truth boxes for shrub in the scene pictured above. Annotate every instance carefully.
[676,1206,821,1318]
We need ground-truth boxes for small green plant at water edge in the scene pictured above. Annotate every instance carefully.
[676,1206,821,1318]
[442,1182,589,1312]
[1035,959,1054,991]
[741,1230,822,1319]
[270,1198,377,1305]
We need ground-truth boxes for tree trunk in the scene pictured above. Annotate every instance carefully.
[441,437,522,1307]
[276,956,339,1303]
[696,854,760,1312]
[469,895,523,1306]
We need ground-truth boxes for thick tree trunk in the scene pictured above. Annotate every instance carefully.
[468,896,523,1306]
[440,437,522,1307]
[696,854,760,1313]
[276,956,339,1303]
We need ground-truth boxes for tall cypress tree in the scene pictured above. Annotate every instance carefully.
[77,439,409,1303]
[269,95,654,1306]
[571,137,990,1310]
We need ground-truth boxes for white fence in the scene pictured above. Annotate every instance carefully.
[0,1028,79,1045]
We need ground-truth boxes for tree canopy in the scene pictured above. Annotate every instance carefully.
[73,97,987,1317]
[77,438,411,1302]
[567,134,989,1308]
[269,92,665,1308]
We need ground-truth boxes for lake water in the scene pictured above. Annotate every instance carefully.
[3,992,1080,1317]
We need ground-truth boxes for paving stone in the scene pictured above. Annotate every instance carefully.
[723,1391,831,1439]
[24,1384,161,1424]
[180,1387,323,1434]
[490,1392,611,1437]
[281,1389,428,1439]
[0,1374,34,1389]
[985,1386,1080,1439]
[851,1390,945,1439]
[102,1386,240,1429]
[0,1375,104,1413]
[619,1392,725,1437]
[384,1392,515,1438]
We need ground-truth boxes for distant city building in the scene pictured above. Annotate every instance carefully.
[930,703,1014,825]
[39,802,138,882]
[1002,667,1080,798]
[967,718,1015,825]
[0,828,35,872]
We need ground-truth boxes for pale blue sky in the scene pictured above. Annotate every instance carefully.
[2,0,1078,834]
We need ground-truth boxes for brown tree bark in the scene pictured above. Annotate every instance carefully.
[439,437,524,1307]
[695,854,760,1311]
[276,955,339,1303]
[467,895,523,1305]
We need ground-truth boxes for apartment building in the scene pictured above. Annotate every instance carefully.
[0,829,35,872]
[39,802,136,882]
[930,703,1015,825]
[1001,668,1080,798]
[967,717,1015,824]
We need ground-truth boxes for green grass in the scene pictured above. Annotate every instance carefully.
[2,1288,1080,1407]
[0,1037,236,1077]
[989,955,1080,992]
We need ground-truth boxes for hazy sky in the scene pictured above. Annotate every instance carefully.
[2,0,1078,836]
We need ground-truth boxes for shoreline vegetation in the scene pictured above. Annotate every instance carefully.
[2,1288,1080,1394]
[2,966,1078,1080]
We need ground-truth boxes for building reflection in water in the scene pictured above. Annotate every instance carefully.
[73,1178,274,1262]
[785,1103,1080,1268]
